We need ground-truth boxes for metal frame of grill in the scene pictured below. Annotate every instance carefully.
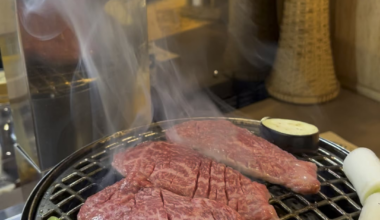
[21,117,362,220]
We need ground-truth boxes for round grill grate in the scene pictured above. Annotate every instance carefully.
[23,118,362,220]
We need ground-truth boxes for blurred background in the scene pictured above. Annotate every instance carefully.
[0,0,380,218]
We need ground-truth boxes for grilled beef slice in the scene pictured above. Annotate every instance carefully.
[166,120,320,195]
[111,141,278,220]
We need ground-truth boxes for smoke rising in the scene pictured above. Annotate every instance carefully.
[19,0,243,144]
[18,0,280,141]
[20,0,153,137]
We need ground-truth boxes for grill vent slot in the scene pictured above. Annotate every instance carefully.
[79,184,99,200]
[335,199,360,213]
[320,185,341,198]
[304,193,325,204]
[334,181,355,194]
[282,196,307,211]
[271,202,289,218]
[299,210,323,220]
[74,160,91,170]
[51,191,72,205]
[71,178,92,191]
[62,174,81,185]
[318,170,337,180]
[318,204,342,218]
[59,197,82,213]
[82,164,101,175]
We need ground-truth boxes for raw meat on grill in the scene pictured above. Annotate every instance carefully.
[77,178,165,220]
[162,187,243,220]
[165,120,320,195]
[77,179,243,220]
[112,141,279,220]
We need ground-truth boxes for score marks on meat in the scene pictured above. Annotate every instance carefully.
[111,141,279,220]
[78,183,244,220]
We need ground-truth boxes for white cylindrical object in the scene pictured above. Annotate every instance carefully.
[359,193,380,220]
[343,148,380,205]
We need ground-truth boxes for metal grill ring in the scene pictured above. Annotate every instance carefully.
[22,117,361,220]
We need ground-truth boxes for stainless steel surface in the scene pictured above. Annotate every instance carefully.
[6,214,21,220]
[0,0,150,172]
[0,0,40,177]
[22,118,361,220]
[0,203,24,220]
[0,102,20,182]
[0,180,38,211]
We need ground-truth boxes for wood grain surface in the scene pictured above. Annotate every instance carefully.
[331,0,380,102]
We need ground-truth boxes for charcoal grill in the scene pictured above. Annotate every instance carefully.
[22,117,362,220]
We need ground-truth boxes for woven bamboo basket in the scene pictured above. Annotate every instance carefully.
[267,0,340,104]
